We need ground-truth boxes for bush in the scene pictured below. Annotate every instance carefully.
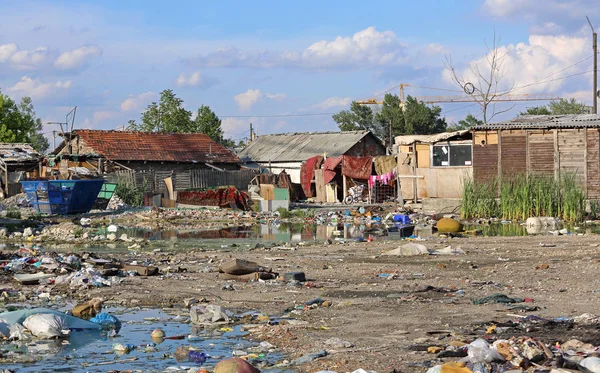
[115,177,145,207]
[6,207,21,219]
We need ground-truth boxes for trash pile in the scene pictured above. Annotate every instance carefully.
[416,313,600,373]
[1,245,159,289]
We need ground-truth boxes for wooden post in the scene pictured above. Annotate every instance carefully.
[412,143,417,203]
[525,130,530,176]
[585,128,589,198]
[554,129,559,181]
[342,174,347,200]
[497,130,502,195]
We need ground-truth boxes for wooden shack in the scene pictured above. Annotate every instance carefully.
[472,115,600,198]
[395,130,472,200]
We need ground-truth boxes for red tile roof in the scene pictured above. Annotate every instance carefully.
[74,130,239,164]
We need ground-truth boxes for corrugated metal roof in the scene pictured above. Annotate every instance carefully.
[238,131,372,162]
[472,114,600,130]
[71,130,239,163]
[0,143,40,162]
[395,130,470,145]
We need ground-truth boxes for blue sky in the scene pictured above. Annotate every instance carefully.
[0,0,599,147]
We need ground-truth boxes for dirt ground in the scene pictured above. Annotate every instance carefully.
[46,233,600,372]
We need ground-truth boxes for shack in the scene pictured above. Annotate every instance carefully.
[471,114,600,198]
[53,130,241,174]
[238,130,387,184]
[395,130,472,202]
[0,143,43,196]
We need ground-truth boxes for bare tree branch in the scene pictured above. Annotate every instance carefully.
[445,31,514,124]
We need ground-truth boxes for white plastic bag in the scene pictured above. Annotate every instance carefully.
[9,323,31,341]
[23,313,69,339]
[580,357,600,373]
[463,338,505,363]
[190,305,229,324]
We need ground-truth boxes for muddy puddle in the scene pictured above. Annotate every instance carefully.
[1,307,293,373]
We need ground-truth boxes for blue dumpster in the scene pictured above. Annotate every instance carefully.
[21,179,105,215]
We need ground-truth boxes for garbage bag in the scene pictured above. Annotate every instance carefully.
[90,313,121,333]
[215,358,260,373]
[580,357,600,373]
[9,323,31,341]
[190,305,229,324]
[23,313,69,339]
[0,319,9,338]
[463,338,505,363]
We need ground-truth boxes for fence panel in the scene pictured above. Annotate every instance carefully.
[110,168,256,193]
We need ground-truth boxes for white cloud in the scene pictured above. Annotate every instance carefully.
[7,76,72,100]
[265,92,286,101]
[443,34,589,95]
[318,97,352,109]
[120,91,158,112]
[0,44,18,62]
[186,26,407,69]
[222,117,250,137]
[175,71,218,88]
[54,45,102,70]
[234,89,262,111]
[481,0,600,33]
[233,89,287,110]
[93,110,119,123]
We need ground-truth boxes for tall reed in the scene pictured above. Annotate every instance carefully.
[461,173,586,222]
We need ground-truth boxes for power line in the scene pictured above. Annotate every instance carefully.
[220,113,335,118]
[510,54,595,92]
[443,103,478,113]
[411,85,463,93]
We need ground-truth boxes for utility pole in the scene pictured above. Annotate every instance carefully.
[389,119,393,150]
[52,130,56,151]
[588,16,597,114]
[249,123,253,142]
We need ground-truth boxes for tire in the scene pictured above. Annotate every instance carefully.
[344,195,353,205]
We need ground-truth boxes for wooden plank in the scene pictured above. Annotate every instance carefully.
[500,131,526,176]
[314,169,326,203]
[554,129,559,181]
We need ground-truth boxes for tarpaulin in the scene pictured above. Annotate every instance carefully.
[300,156,323,198]
[322,156,342,184]
[177,187,249,210]
[374,156,397,175]
[341,155,372,180]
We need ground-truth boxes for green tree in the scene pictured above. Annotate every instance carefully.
[137,89,192,132]
[520,98,588,116]
[451,114,483,130]
[193,105,223,142]
[0,93,49,153]
[549,98,588,114]
[520,106,552,115]
[332,101,380,135]
[334,95,448,143]
[129,89,236,145]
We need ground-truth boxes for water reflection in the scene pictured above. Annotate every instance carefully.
[119,222,376,243]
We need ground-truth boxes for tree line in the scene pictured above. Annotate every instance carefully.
[127,89,239,147]
[332,94,590,142]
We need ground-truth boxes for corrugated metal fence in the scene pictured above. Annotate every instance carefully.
[110,169,256,192]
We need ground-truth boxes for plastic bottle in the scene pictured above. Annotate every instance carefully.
[188,350,207,364]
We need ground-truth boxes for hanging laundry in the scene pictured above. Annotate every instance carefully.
[374,156,396,175]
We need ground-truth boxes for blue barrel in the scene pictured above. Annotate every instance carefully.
[21,179,105,215]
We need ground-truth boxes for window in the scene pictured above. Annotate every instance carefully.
[432,144,472,167]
